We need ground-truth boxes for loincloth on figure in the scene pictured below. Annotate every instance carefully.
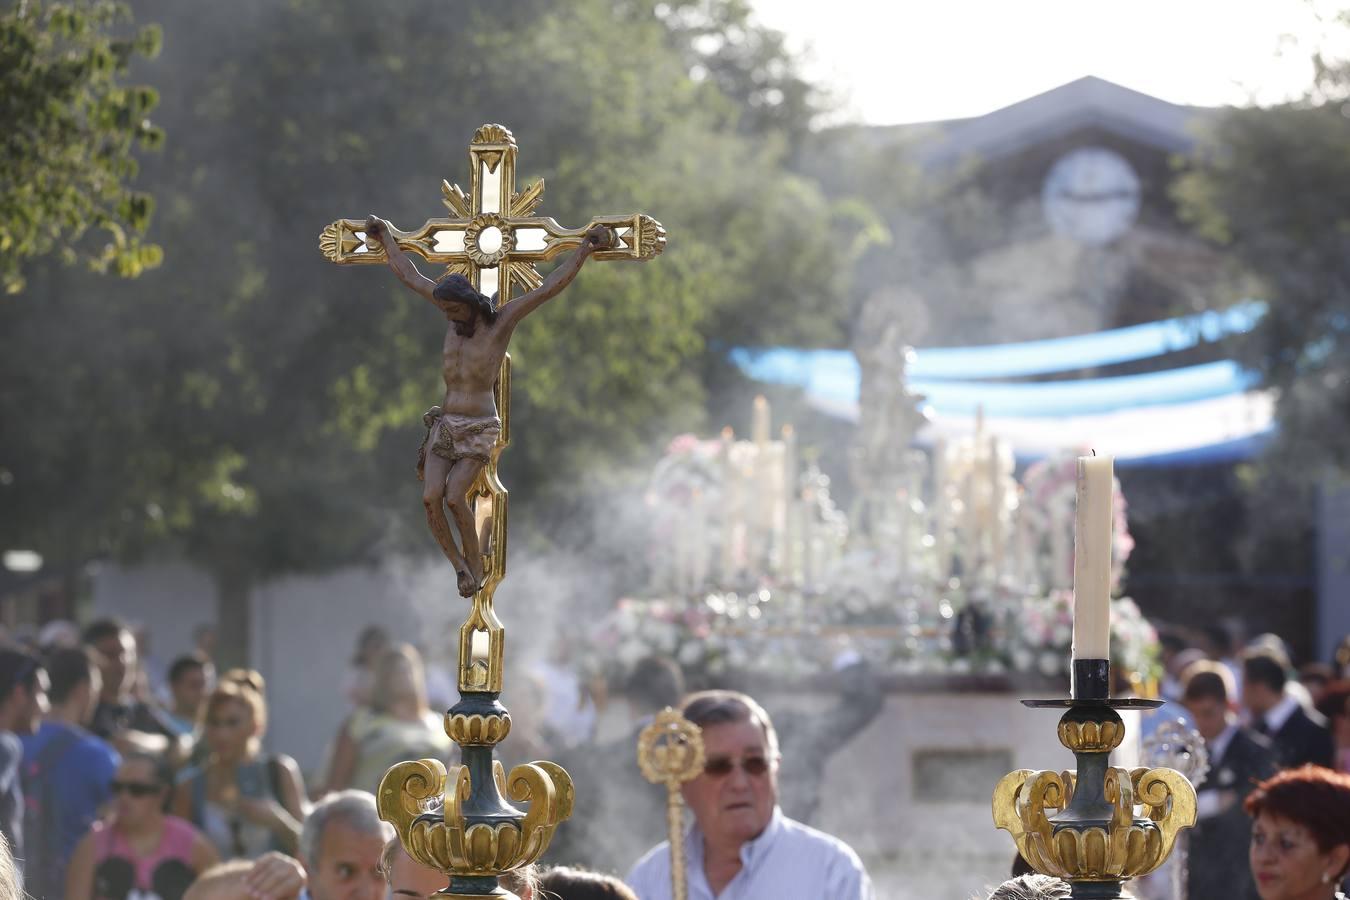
[416,406,501,480]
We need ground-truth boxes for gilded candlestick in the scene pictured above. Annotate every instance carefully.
[992,663,1197,899]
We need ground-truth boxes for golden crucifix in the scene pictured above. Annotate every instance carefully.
[320,124,665,695]
[638,708,705,900]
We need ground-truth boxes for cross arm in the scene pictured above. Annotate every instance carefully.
[509,213,666,263]
[319,218,470,267]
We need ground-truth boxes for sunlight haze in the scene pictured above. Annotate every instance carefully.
[751,0,1332,124]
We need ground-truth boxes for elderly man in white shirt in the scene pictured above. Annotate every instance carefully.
[626,690,873,900]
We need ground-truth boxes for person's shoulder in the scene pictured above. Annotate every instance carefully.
[777,814,865,865]
[269,753,303,778]
[72,729,118,760]
[1292,703,1330,731]
[345,706,379,737]
[1234,726,1274,753]
[21,719,54,752]
[626,838,673,884]
[163,814,201,847]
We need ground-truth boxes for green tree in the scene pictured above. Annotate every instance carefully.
[1,0,874,663]
[0,0,164,294]
[1172,30,1350,483]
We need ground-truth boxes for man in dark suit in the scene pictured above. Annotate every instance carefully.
[1241,649,1336,769]
[1182,662,1277,900]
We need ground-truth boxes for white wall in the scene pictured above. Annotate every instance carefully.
[251,567,429,775]
[90,560,215,672]
[89,559,459,777]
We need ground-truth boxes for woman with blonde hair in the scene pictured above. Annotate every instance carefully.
[0,829,19,900]
[319,643,451,795]
[173,670,307,859]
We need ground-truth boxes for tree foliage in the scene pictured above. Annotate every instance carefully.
[0,0,875,619]
[0,0,165,294]
[1172,36,1350,480]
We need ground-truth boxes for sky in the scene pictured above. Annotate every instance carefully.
[750,0,1340,125]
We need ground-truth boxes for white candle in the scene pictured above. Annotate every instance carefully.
[1011,490,1028,587]
[691,487,709,589]
[752,395,771,446]
[897,488,911,581]
[799,495,815,586]
[779,426,797,578]
[1072,454,1114,660]
[931,440,949,581]
[988,437,1003,579]
[720,427,737,581]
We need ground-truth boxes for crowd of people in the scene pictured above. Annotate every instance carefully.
[1147,624,1350,899]
[0,614,1345,900]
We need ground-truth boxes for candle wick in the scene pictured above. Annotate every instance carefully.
[1091,449,1097,457]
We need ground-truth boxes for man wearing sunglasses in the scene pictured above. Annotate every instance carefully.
[626,690,873,899]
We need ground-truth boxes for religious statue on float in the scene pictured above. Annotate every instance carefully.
[849,288,928,549]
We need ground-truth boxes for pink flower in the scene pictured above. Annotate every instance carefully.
[666,433,701,455]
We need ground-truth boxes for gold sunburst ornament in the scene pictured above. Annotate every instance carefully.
[638,709,705,900]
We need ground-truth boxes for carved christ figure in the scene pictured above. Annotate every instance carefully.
[365,215,615,598]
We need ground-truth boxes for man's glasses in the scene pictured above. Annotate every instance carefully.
[703,755,772,778]
[110,781,161,797]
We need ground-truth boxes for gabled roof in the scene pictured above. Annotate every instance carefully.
[916,76,1210,167]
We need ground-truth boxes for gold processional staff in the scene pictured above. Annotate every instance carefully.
[637,708,705,900]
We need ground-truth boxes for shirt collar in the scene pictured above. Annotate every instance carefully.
[687,805,786,873]
[1265,693,1301,733]
[739,806,785,869]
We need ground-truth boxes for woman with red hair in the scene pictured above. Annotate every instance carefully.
[1246,765,1350,899]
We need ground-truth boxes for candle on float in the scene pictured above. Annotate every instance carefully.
[897,488,912,581]
[752,395,771,446]
[964,454,980,565]
[719,427,737,581]
[1072,453,1114,661]
[799,495,815,586]
[931,439,949,580]
[690,486,709,590]
[779,425,797,578]
[988,436,1004,579]
[1012,487,1029,588]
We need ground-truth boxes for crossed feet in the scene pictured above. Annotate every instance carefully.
[456,569,481,598]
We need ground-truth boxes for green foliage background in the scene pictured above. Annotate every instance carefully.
[0,0,165,294]
[0,0,881,643]
[1172,20,1350,547]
